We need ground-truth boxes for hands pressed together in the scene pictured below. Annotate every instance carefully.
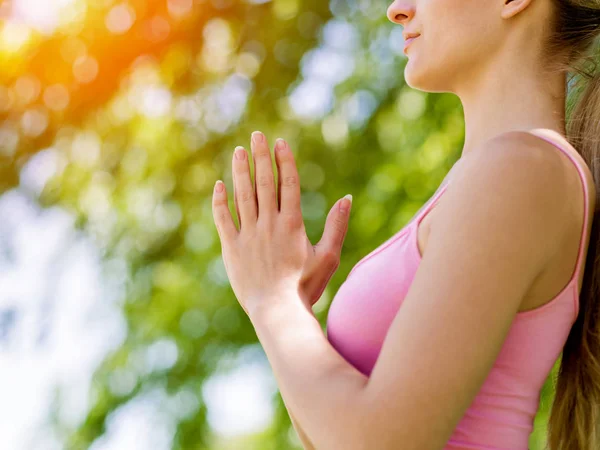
[211,131,353,318]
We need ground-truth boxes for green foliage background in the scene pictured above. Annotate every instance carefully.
[0,0,562,448]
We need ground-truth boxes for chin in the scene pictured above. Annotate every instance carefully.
[403,60,430,91]
[404,60,454,93]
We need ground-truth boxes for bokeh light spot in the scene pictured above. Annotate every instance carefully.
[70,130,101,168]
[0,126,19,157]
[43,84,70,111]
[235,52,261,78]
[144,338,179,374]
[396,89,427,121]
[321,113,349,146]
[21,108,49,137]
[1,22,32,52]
[168,388,200,421]
[14,75,41,105]
[108,368,137,397]
[105,3,136,35]
[273,0,299,20]
[167,0,193,19]
[179,309,209,339]
[0,86,15,113]
[139,86,172,118]
[73,55,99,84]
[199,18,234,74]
[60,37,87,63]
[142,16,170,43]
[184,222,214,254]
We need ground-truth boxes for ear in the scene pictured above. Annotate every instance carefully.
[501,0,534,19]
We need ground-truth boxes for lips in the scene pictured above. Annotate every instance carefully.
[403,35,419,54]
[403,33,421,41]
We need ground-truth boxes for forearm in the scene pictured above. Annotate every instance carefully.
[289,409,316,450]
[275,307,317,450]
[249,299,370,450]
[278,360,316,449]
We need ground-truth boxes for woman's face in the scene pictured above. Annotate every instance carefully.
[386,0,508,93]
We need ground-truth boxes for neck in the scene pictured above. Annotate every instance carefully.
[457,57,567,158]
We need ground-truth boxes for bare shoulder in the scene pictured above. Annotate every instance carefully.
[475,130,571,174]
[434,130,576,274]
[489,129,595,207]
[486,129,596,233]
[460,129,590,210]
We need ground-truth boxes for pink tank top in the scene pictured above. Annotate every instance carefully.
[326,130,591,449]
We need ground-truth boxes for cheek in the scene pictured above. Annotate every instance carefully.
[417,0,497,64]
[403,12,500,91]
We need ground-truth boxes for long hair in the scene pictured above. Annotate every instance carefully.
[540,1,600,448]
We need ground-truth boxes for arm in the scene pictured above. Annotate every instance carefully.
[280,307,334,449]
[249,300,368,450]
[289,409,316,450]
[249,132,569,449]
[277,334,317,450]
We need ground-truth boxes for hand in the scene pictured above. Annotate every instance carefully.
[211,131,353,316]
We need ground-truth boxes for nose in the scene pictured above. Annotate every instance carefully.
[387,1,415,25]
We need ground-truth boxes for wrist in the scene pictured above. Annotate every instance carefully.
[248,296,315,328]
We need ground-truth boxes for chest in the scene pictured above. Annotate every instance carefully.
[327,213,428,375]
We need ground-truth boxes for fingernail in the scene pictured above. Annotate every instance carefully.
[340,194,352,214]
[275,138,285,152]
[252,131,263,144]
[234,146,245,160]
[215,180,224,193]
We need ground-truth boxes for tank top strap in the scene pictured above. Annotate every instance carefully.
[413,181,452,229]
[526,129,591,299]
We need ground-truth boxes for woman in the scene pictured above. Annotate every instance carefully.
[212,0,600,449]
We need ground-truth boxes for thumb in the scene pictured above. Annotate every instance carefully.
[315,194,352,259]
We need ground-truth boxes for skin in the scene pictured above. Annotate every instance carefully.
[390,0,567,156]
[212,0,597,449]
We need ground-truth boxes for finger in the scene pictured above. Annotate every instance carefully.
[232,157,242,230]
[274,138,302,217]
[276,142,282,211]
[212,180,238,241]
[315,195,352,258]
[277,159,282,212]
[233,145,258,229]
[251,131,277,220]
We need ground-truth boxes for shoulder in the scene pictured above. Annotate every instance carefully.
[470,129,594,200]
[457,130,592,235]
[434,130,572,273]
[456,130,573,212]
[464,130,569,185]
